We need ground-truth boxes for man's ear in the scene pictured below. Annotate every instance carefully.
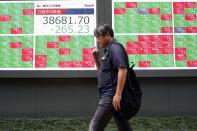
[106,32,110,37]
[106,33,111,40]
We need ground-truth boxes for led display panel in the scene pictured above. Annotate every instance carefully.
[0,0,96,70]
[113,0,197,69]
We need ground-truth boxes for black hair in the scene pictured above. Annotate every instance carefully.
[94,24,114,38]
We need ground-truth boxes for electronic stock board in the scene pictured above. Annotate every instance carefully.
[0,0,96,70]
[113,0,197,69]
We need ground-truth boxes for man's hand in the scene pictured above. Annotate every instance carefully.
[92,48,99,59]
[91,48,100,69]
[113,94,121,111]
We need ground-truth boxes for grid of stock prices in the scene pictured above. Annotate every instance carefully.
[113,1,197,68]
[0,0,96,69]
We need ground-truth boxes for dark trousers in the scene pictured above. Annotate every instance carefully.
[88,96,133,131]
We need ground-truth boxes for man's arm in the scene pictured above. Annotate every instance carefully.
[92,48,100,70]
[113,68,127,111]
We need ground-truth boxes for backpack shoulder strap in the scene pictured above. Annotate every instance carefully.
[107,43,117,71]
[108,42,129,69]
[130,62,135,69]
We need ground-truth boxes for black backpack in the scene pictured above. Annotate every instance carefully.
[118,62,142,120]
[109,43,142,120]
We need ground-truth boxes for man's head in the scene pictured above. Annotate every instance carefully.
[94,24,114,48]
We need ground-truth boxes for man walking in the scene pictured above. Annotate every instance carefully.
[88,24,133,131]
